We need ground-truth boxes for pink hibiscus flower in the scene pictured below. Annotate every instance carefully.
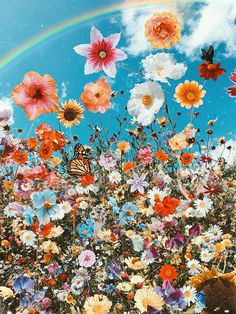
[11,71,59,120]
[73,26,127,78]
[227,69,236,97]
[78,250,96,268]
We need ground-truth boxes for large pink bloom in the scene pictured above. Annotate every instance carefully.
[11,71,59,120]
[73,26,127,78]
[227,69,236,97]
[78,250,96,268]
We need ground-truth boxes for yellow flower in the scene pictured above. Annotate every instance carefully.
[125,257,147,270]
[174,80,206,109]
[215,242,225,252]
[117,282,132,291]
[58,99,84,128]
[117,141,130,153]
[169,132,187,151]
[84,295,112,314]
[50,157,61,167]
[134,287,164,313]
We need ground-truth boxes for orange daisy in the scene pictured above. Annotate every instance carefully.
[123,161,136,174]
[160,264,178,281]
[174,80,206,109]
[39,143,53,160]
[12,150,28,164]
[180,152,195,165]
[199,62,226,81]
[27,137,38,150]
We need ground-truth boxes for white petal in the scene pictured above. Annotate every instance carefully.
[107,33,121,46]
[115,48,128,61]
[73,44,90,56]
[90,26,103,42]
[102,63,116,78]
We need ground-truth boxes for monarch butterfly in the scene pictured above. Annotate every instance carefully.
[201,45,214,64]
[67,143,91,176]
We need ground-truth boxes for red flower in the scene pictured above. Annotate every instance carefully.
[201,155,212,163]
[154,196,180,216]
[80,174,94,187]
[227,69,236,97]
[199,62,226,80]
[160,264,178,281]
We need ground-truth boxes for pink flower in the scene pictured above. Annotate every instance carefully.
[99,151,117,170]
[137,146,153,165]
[78,250,96,268]
[227,69,236,97]
[73,26,127,78]
[11,71,59,120]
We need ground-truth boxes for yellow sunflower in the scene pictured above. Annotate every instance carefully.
[174,80,206,109]
[58,99,84,128]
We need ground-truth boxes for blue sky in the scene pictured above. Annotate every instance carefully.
[0,0,235,146]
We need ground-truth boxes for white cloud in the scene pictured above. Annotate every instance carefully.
[177,0,236,59]
[210,139,236,165]
[60,81,68,100]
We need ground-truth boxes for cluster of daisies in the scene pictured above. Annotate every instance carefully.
[0,10,236,314]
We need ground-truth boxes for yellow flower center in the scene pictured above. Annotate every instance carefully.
[99,50,107,58]
[185,291,191,298]
[165,270,172,277]
[199,201,206,208]
[142,95,153,106]
[44,200,53,210]
[186,91,195,101]
[92,304,103,313]
[157,66,164,75]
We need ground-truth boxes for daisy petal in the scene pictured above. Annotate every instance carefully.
[73,44,90,56]
[115,48,128,61]
[102,63,116,78]
[107,33,121,47]
[90,26,103,42]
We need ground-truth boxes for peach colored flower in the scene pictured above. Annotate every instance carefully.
[169,132,188,151]
[145,12,181,49]
[80,78,111,113]
[11,71,59,120]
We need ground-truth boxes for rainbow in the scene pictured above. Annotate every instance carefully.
[0,0,176,71]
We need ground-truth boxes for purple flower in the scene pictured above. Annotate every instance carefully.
[166,234,184,249]
[13,276,35,295]
[107,258,122,280]
[99,151,117,170]
[189,223,201,236]
[127,172,149,194]
[78,250,96,268]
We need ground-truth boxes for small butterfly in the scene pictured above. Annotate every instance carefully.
[201,45,214,64]
[67,143,91,176]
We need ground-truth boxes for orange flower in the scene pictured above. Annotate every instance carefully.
[32,222,53,237]
[155,150,169,162]
[11,71,58,120]
[117,141,130,153]
[123,161,136,173]
[154,196,180,216]
[39,142,53,160]
[80,77,111,113]
[80,174,94,187]
[27,137,38,150]
[199,62,226,81]
[160,264,178,281]
[41,130,66,150]
[174,80,206,109]
[12,150,28,164]
[145,12,181,49]
[3,181,15,190]
[35,123,52,141]
[181,152,195,165]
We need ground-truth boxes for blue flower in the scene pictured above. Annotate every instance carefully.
[108,197,120,215]
[32,189,58,223]
[22,206,35,226]
[77,218,94,240]
[106,284,116,293]
[119,202,138,224]
[13,276,35,295]
[196,291,206,308]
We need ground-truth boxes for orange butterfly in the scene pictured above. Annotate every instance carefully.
[67,143,91,176]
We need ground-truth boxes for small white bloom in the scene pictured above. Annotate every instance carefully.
[80,201,89,210]
[20,230,36,246]
[147,187,167,206]
[187,259,201,275]
[200,249,213,262]
[109,171,122,183]
[181,285,197,306]
[0,97,14,127]
[207,225,223,241]
[58,201,72,214]
[130,275,144,284]
[193,196,212,217]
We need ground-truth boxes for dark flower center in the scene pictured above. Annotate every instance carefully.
[44,200,53,210]
[29,87,43,100]
[64,109,77,121]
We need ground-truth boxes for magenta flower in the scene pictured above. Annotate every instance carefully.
[78,250,96,268]
[227,69,236,97]
[73,26,127,78]
[137,146,153,165]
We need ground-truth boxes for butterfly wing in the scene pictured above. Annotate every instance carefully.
[68,143,91,176]
[201,48,207,60]
[208,45,214,63]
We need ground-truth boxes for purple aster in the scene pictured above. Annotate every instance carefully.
[127,172,149,194]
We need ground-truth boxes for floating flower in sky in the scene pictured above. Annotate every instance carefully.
[78,250,96,268]
[127,172,149,194]
[57,99,84,128]
[134,287,164,313]
[227,69,236,97]
[199,62,226,80]
[145,12,181,49]
[83,294,112,314]
[81,78,111,113]
[0,97,14,127]
[174,80,206,109]
[127,81,164,126]
[73,26,127,78]
[20,230,36,246]
[11,71,59,120]
[142,53,187,84]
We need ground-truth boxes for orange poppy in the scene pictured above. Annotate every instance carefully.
[154,196,180,216]
[155,150,169,162]
[12,150,28,164]
[80,174,94,187]
[123,161,136,173]
[27,137,38,150]
[39,142,53,160]
[181,152,195,165]
[199,62,226,81]
[41,130,66,150]
[32,222,53,237]
[160,264,178,281]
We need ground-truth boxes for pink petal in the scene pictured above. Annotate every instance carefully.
[90,26,103,42]
[227,86,236,97]
[102,63,116,78]
[107,33,121,47]
[114,48,127,61]
[73,44,91,56]
[84,59,100,75]
[230,70,236,84]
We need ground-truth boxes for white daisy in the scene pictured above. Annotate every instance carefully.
[127,81,164,126]
[187,259,201,275]
[193,196,212,217]
[142,53,187,84]
[181,285,197,306]
[147,187,167,206]
[207,225,223,241]
[109,171,122,184]
[200,249,213,262]
[58,201,72,214]
[80,201,89,210]
[20,230,36,246]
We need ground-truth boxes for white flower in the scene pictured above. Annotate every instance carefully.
[207,225,223,241]
[147,187,167,206]
[193,196,212,217]
[200,249,213,262]
[130,275,144,285]
[181,285,197,306]
[187,259,201,275]
[80,201,89,210]
[127,81,164,126]
[67,188,76,196]
[0,97,14,127]
[58,201,72,214]
[20,230,36,246]
[0,127,6,140]
[108,171,122,184]
[142,53,187,84]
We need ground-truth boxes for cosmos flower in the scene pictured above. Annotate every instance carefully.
[174,80,206,109]
[83,294,112,314]
[142,53,187,84]
[11,71,59,120]
[81,78,111,113]
[127,81,164,126]
[134,287,164,313]
[145,12,181,49]
[199,62,226,80]
[73,26,127,78]
[227,69,236,97]
[127,172,149,194]
[78,250,96,268]
[58,99,84,128]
